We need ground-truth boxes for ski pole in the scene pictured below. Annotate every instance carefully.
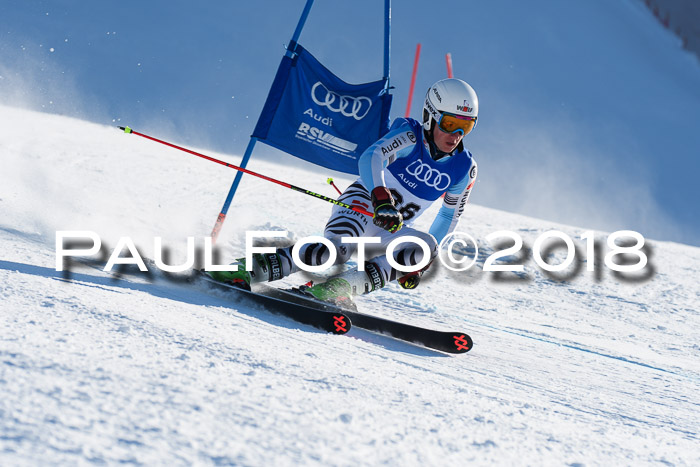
[327,178,343,196]
[118,126,374,218]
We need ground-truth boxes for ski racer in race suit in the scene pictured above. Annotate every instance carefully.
[210,78,479,302]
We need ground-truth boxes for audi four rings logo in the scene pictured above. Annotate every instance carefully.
[406,160,452,190]
[311,82,373,120]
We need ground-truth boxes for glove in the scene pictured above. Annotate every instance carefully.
[371,187,403,233]
[398,271,421,289]
[398,260,433,290]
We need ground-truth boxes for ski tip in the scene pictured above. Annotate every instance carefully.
[331,314,351,334]
[118,126,132,134]
[451,333,473,353]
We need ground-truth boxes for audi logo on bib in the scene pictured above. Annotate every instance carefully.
[406,160,452,190]
[311,82,373,121]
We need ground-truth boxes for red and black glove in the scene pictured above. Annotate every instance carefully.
[398,260,433,290]
[371,187,403,233]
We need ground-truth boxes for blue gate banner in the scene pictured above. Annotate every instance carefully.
[252,44,392,175]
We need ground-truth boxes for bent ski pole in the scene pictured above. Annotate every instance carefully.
[118,126,373,218]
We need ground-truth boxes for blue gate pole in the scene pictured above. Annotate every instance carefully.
[210,0,316,242]
[384,0,391,87]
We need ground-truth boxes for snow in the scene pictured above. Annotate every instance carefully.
[1,105,699,465]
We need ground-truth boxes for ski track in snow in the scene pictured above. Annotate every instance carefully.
[1,105,699,465]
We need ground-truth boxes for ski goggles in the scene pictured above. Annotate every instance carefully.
[437,112,477,136]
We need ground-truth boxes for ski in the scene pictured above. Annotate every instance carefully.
[197,271,471,353]
[196,272,351,335]
[270,286,473,354]
[342,308,473,354]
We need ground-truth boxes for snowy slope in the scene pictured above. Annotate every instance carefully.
[1,106,699,465]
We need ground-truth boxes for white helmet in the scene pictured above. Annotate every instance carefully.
[422,78,479,133]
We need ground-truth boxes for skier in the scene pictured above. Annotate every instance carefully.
[209,78,479,302]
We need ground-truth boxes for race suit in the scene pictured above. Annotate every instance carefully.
[266,117,477,290]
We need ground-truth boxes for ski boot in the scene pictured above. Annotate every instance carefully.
[299,265,384,307]
[306,278,354,302]
[206,253,284,290]
[207,258,252,290]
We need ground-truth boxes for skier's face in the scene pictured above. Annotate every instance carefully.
[433,125,464,153]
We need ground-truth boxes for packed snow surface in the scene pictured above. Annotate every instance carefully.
[1,106,699,465]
